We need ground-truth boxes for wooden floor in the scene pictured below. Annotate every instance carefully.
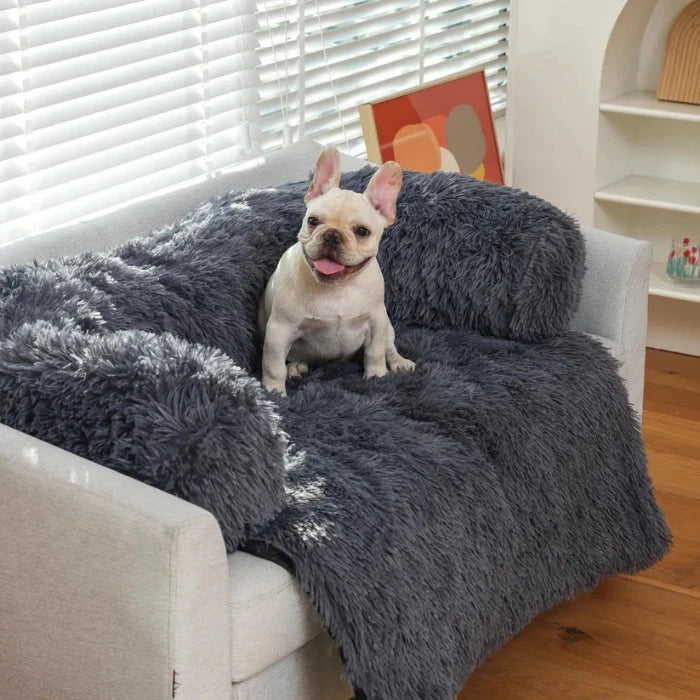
[459,349,700,699]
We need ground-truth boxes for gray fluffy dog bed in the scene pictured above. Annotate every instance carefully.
[0,167,670,699]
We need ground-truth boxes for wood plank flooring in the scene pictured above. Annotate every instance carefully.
[459,349,700,699]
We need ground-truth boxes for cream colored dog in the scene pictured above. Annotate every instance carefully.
[259,147,415,395]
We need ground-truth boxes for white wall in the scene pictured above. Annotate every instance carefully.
[505,0,627,221]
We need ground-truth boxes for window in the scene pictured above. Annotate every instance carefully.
[1,0,260,243]
[256,0,509,156]
[1,0,508,242]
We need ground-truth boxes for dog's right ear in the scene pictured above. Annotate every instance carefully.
[305,147,341,203]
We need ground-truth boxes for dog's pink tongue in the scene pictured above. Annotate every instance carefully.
[314,258,345,275]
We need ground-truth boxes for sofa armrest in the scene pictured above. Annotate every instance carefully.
[0,423,231,700]
[570,226,653,416]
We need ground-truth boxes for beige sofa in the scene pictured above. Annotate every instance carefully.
[0,142,652,699]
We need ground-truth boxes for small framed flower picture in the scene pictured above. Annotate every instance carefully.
[358,70,503,184]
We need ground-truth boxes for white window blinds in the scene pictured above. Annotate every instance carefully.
[1,0,260,243]
[1,0,508,242]
[256,0,509,156]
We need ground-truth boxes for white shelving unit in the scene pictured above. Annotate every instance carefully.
[506,0,700,355]
[593,0,700,355]
[649,261,700,303]
[595,175,700,215]
[600,89,700,122]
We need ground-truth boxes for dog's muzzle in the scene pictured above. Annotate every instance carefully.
[303,247,371,281]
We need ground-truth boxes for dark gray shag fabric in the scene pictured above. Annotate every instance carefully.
[377,171,585,341]
[250,327,671,698]
[0,168,669,698]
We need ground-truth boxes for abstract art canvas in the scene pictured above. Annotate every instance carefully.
[359,70,503,184]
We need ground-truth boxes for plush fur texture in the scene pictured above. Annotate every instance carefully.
[377,170,585,341]
[0,168,669,698]
[250,327,671,698]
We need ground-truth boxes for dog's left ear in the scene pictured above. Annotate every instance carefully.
[305,147,341,203]
[364,161,402,225]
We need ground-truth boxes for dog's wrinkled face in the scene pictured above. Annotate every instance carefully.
[299,148,402,283]
[300,189,387,281]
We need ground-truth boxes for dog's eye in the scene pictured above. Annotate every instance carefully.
[307,216,320,227]
[355,226,370,237]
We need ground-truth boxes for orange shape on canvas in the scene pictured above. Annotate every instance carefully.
[392,123,441,172]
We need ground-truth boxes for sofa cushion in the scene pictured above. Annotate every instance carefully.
[231,632,351,700]
[229,552,321,682]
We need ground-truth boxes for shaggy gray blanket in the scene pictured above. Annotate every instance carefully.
[0,168,670,698]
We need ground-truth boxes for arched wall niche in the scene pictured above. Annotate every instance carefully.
[595,0,700,356]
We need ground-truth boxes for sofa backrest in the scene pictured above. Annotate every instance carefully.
[0,142,364,266]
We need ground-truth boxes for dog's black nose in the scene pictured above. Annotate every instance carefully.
[322,229,341,246]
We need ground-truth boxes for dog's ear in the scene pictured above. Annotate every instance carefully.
[364,161,402,225]
[305,147,341,203]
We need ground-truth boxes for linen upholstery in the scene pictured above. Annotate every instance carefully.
[570,226,653,415]
[229,552,322,682]
[231,632,351,700]
[0,423,230,700]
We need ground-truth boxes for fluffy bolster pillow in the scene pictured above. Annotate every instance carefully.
[0,321,287,550]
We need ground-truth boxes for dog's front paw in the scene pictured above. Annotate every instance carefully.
[389,356,415,373]
[364,364,388,379]
[263,380,287,397]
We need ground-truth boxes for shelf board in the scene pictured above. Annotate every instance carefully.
[600,90,700,123]
[595,175,700,215]
[650,261,700,303]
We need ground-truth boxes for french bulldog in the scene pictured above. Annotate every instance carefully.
[258,147,415,395]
